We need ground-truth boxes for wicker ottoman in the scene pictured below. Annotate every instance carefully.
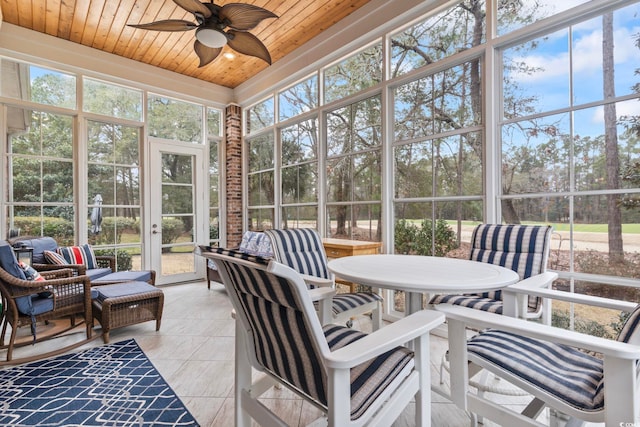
[92,281,164,343]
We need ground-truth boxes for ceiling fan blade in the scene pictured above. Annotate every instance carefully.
[194,40,222,67]
[128,19,197,32]
[219,3,278,31]
[173,0,212,18]
[227,30,272,64]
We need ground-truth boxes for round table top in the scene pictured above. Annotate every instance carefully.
[327,254,520,294]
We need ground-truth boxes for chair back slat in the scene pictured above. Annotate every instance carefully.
[265,229,331,280]
[211,248,329,406]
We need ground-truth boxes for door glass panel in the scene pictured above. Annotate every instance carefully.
[160,153,196,276]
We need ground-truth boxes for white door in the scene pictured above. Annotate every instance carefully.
[149,139,206,285]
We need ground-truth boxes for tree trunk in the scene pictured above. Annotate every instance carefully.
[603,12,624,264]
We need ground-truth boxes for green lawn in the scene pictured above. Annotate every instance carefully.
[443,220,640,234]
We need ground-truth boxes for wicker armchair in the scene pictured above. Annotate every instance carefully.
[0,248,93,363]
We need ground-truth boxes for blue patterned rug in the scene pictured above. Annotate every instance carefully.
[0,339,199,426]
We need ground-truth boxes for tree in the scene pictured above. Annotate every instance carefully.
[603,12,624,264]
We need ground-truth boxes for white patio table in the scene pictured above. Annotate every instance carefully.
[327,254,520,315]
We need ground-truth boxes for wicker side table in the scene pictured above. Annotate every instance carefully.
[92,281,164,343]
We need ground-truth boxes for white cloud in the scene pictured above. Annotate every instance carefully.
[590,99,640,125]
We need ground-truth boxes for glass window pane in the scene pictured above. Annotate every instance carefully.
[83,77,143,121]
[391,2,486,78]
[497,1,590,36]
[207,108,222,137]
[279,75,318,121]
[248,134,274,172]
[327,203,381,241]
[282,119,317,165]
[282,164,317,204]
[162,185,193,214]
[281,206,318,229]
[248,171,274,206]
[161,154,192,184]
[324,43,382,104]
[43,160,73,203]
[501,113,570,195]
[503,29,570,118]
[148,94,203,143]
[1,60,76,109]
[248,208,274,231]
[246,97,274,134]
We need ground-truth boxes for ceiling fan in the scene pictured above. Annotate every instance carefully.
[128,0,277,67]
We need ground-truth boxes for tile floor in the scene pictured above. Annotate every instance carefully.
[3,281,601,426]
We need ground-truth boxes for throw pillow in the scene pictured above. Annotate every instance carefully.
[44,250,69,265]
[57,244,97,269]
[18,261,45,282]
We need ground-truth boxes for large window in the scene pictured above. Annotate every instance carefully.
[208,108,222,247]
[326,95,382,241]
[5,108,75,242]
[280,118,319,229]
[246,133,275,230]
[500,2,640,334]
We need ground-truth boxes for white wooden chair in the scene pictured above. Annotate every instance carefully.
[437,285,640,426]
[264,228,383,330]
[207,247,445,427]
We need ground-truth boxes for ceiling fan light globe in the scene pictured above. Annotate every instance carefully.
[195,28,227,48]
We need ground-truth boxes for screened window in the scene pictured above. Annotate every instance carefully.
[83,77,143,121]
[246,97,274,134]
[0,59,76,109]
[148,94,203,143]
[279,75,318,122]
[5,108,75,242]
[499,2,640,300]
[247,133,275,230]
[280,118,319,229]
[324,43,383,104]
[208,108,222,246]
[326,95,382,240]
[390,1,486,78]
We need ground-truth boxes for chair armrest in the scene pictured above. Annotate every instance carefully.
[503,281,637,313]
[437,304,640,359]
[300,274,334,288]
[325,310,445,369]
[40,268,75,279]
[502,271,558,317]
[33,262,87,276]
[96,255,116,271]
[308,286,336,302]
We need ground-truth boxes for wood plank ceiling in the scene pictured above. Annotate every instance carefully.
[0,0,372,88]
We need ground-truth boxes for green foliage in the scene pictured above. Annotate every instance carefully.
[94,248,132,272]
[88,217,138,245]
[161,218,184,246]
[394,219,457,256]
[13,216,75,245]
[552,310,614,339]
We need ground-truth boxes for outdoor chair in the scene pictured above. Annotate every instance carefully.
[0,241,93,363]
[430,223,556,323]
[264,228,383,330]
[10,236,115,281]
[437,285,640,426]
[207,247,444,427]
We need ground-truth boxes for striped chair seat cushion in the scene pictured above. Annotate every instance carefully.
[330,292,383,316]
[467,329,604,412]
[323,324,414,420]
[429,294,503,314]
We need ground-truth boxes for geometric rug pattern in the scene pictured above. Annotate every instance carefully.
[0,339,199,426]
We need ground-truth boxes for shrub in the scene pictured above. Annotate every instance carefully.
[94,249,133,272]
[552,309,614,339]
[394,219,457,256]
[161,218,184,248]
[88,216,138,245]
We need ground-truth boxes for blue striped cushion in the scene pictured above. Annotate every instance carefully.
[467,329,604,412]
[429,294,503,314]
[331,292,383,316]
[264,229,331,280]
[323,324,414,420]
